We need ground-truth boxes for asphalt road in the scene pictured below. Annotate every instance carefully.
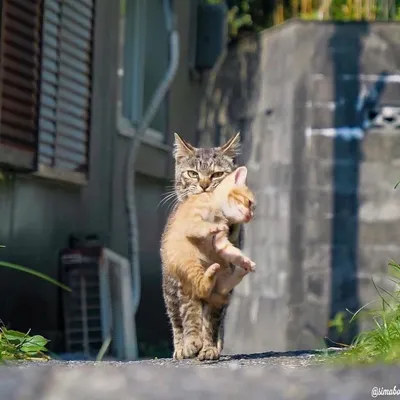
[1,350,399,400]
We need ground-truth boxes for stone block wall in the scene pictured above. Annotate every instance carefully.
[196,20,400,353]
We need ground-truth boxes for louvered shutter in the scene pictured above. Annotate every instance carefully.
[38,0,94,176]
[0,0,42,171]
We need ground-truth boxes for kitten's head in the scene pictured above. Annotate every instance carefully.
[215,166,256,224]
[173,132,240,201]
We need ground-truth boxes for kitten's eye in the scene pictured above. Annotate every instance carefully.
[187,170,199,179]
[211,171,224,179]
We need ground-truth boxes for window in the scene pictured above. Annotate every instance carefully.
[117,0,168,142]
[0,0,95,183]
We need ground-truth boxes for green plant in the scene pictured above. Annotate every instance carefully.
[0,327,50,362]
[328,311,347,335]
[323,260,400,365]
[0,246,71,362]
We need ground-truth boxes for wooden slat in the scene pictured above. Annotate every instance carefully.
[3,47,37,71]
[5,4,36,29]
[1,125,36,144]
[35,0,94,175]
[2,69,36,92]
[9,0,39,15]
[57,134,87,155]
[59,63,91,87]
[57,122,88,142]
[62,14,92,43]
[65,0,93,19]
[2,83,36,105]
[2,97,34,119]
[0,0,41,170]
[60,51,90,75]
[62,4,92,31]
[56,146,87,164]
[58,99,88,119]
[1,109,36,131]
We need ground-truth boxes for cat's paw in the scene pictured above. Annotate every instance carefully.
[173,345,185,360]
[240,257,256,272]
[183,335,203,358]
[199,263,221,298]
[197,346,220,361]
[204,263,221,279]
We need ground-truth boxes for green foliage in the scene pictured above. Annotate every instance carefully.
[0,246,71,362]
[207,0,400,40]
[323,260,400,365]
[328,311,347,335]
[0,327,50,362]
[227,5,253,38]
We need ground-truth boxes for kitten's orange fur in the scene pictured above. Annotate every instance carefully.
[161,167,256,308]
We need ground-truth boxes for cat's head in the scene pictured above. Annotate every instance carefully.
[173,132,240,201]
[215,166,256,224]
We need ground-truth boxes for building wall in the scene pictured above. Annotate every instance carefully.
[0,0,120,350]
[109,0,207,355]
[0,0,210,357]
[197,20,400,354]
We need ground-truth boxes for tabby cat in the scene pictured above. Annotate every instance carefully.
[161,165,255,306]
[162,132,243,360]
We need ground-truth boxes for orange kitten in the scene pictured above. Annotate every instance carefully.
[161,166,256,308]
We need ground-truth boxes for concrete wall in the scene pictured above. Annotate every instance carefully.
[197,20,400,354]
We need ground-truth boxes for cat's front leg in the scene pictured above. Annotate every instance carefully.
[178,262,221,300]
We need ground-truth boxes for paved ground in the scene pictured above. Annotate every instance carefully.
[1,349,400,399]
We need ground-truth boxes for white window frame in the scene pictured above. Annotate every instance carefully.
[117,0,164,143]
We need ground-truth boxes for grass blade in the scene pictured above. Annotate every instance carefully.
[96,335,112,361]
[0,261,71,292]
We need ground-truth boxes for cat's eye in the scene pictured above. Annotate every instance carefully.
[187,170,199,179]
[211,171,224,179]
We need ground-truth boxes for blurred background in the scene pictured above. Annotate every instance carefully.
[0,0,399,360]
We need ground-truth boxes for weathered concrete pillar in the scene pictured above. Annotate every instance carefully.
[197,20,400,354]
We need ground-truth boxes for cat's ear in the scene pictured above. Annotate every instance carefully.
[173,133,195,161]
[219,132,240,158]
[234,166,247,186]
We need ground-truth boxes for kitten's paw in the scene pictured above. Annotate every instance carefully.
[183,335,203,358]
[240,257,256,272]
[209,224,228,235]
[173,346,185,360]
[197,346,220,361]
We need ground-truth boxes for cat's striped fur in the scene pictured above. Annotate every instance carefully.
[162,133,249,360]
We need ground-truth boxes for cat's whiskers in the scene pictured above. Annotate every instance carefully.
[158,190,178,209]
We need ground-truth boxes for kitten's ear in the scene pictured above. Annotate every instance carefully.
[234,166,248,186]
[173,133,195,161]
[219,132,241,158]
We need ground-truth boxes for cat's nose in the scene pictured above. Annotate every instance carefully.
[199,181,210,190]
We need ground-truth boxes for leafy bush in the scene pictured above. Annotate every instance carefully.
[0,327,50,362]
